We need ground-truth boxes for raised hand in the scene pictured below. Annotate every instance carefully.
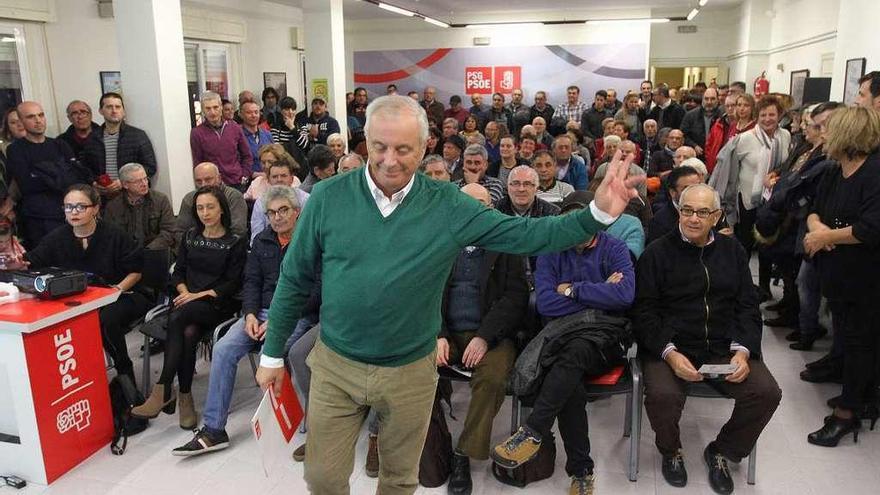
[594,149,646,219]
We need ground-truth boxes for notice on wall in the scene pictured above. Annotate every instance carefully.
[311,78,329,103]
[354,43,647,104]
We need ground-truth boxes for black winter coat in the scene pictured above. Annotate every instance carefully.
[81,122,157,177]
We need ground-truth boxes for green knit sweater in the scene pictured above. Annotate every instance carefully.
[264,170,607,366]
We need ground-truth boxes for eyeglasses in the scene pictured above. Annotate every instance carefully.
[124,176,149,184]
[265,206,293,218]
[509,181,537,189]
[678,206,719,219]
[63,203,94,213]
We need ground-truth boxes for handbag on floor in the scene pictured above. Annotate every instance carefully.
[109,374,148,455]
[490,430,556,488]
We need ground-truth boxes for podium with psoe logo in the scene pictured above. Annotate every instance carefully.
[0,287,119,485]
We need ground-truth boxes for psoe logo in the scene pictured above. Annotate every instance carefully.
[57,399,92,434]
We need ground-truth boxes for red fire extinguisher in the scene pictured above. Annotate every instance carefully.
[754,71,769,97]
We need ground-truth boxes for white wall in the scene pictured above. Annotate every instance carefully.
[829,0,880,101]
[31,0,303,136]
[650,6,740,71]
[765,0,839,93]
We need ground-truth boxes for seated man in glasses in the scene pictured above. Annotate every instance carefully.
[632,183,781,495]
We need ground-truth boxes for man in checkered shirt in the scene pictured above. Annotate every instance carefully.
[553,85,589,125]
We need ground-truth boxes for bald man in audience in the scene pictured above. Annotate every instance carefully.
[674,146,697,167]
[175,162,248,245]
[649,128,683,177]
[531,116,554,148]
[438,181,528,495]
[338,153,365,174]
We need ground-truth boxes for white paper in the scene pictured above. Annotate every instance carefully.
[698,364,738,375]
[449,364,473,379]
[251,389,295,477]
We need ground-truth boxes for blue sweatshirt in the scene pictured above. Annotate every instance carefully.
[535,231,635,317]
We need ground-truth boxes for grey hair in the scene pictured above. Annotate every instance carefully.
[443,117,459,130]
[508,165,539,184]
[463,143,488,161]
[261,185,301,212]
[118,162,145,182]
[643,119,657,128]
[340,152,364,166]
[680,157,708,176]
[365,95,429,147]
[194,162,220,177]
[551,134,573,149]
[467,133,486,146]
[603,135,622,146]
[200,91,222,105]
[326,132,345,145]
[419,154,445,172]
[679,183,720,210]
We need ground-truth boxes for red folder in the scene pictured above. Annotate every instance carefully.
[586,365,625,386]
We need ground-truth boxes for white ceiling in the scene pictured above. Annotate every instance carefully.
[272,0,742,23]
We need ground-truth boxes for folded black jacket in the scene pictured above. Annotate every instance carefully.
[633,230,762,361]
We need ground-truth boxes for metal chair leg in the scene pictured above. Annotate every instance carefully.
[510,395,520,435]
[629,367,642,482]
[141,334,151,396]
[623,390,633,438]
[747,442,757,485]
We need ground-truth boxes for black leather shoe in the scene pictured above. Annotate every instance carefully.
[800,366,843,384]
[703,443,733,495]
[448,452,472,495]
[789,338,815,351]
[806,353,839,370]
[785,330,802,341]
[661,450,687,487]
[807,415,860,447]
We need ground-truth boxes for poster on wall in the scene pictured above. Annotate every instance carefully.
[311,78,329,103]
[263,72,288,98]
[99,71,122,95]
[843,58,866,105]
[353,44,647,106]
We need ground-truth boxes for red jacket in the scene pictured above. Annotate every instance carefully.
[704,119,755,174]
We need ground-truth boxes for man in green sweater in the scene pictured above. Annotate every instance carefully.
[256,95,643,495]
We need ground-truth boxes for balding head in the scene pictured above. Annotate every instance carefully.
[461,183,491,207]
[667,129,684,150]
[17,101,47,140]
[238,90,256,106]
[193,162,221,188]
[674,146,696,166]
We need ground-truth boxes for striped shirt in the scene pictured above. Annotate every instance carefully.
[103,131,120,180]
[270,124,310,151]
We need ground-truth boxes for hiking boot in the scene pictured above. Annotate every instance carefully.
[569,472,595,495]
[490,425,542,469]
[364,434,379,478]
[171,426,229,457]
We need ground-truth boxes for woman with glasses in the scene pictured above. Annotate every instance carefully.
[25,183,149,386]
[132,186,246,429]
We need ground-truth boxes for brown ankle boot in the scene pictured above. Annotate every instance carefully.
[131,383,176,419]
[364,434,379,478]
[178,392,198,430]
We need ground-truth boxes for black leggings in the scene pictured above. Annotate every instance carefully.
[158,299,236,393]
[99,292,152,382]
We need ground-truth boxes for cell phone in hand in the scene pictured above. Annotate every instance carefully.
[697,364,738,379]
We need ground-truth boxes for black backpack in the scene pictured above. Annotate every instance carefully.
[418,380,453,488]
[491,430,557,487]
[109,375,148,455]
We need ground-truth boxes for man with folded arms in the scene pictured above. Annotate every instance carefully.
[632,183,781,494]
[256,95,643,495]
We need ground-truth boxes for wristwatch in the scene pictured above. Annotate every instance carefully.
[563,286,575,299]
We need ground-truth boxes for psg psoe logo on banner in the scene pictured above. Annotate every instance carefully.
[57,400,92,433]
[465,67,493,93]
[494,67,521,93]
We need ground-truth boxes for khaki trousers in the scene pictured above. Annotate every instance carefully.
[445,332,516,459]
[304,338,438,495]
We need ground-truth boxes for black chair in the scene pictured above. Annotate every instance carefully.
[511,344,643,482]
[136,248,174,396]
[684,381,758,485]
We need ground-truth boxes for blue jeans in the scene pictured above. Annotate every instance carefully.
[202,311,308,433]
[797,259,822,338]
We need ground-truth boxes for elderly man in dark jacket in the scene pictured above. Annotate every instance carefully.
[491,194,635,495]
[633,183,781,494]
[436,183,529,495]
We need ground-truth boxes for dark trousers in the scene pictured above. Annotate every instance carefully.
[99,291,152,382]
[643,355,781,461]
[735,198,771,291]
[829,301,880,411]
[525,339,607,476]
[158,299,237,393]
[775,254,801,317]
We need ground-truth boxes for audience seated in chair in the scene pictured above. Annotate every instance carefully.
[26,184,150,387]
[172,185,302,456]
[174,162,248,246]
[492,193,635,495]
[632,183,781,494]
[103,162,176,252]
[249,145,310,244]
[436,183,529,495]
[132,186,247,430]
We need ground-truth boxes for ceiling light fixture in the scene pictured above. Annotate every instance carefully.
[687,8,700,20]
[585,18,671,25]
[464,22,544,29]
[422,16,451,28]
[377,2,415,17]
[699,0,709,6]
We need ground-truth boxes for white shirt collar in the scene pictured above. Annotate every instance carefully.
[364,165,416,217]
[678,225,715,246]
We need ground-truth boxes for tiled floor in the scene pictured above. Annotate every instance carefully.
[16,283,880,494]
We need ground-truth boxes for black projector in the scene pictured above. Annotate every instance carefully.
[0,268,88,299]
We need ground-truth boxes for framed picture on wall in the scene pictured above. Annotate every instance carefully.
[263,72,288,98]
[790,69,810,108]
[843,58,866,105]
[100,71,122,95]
